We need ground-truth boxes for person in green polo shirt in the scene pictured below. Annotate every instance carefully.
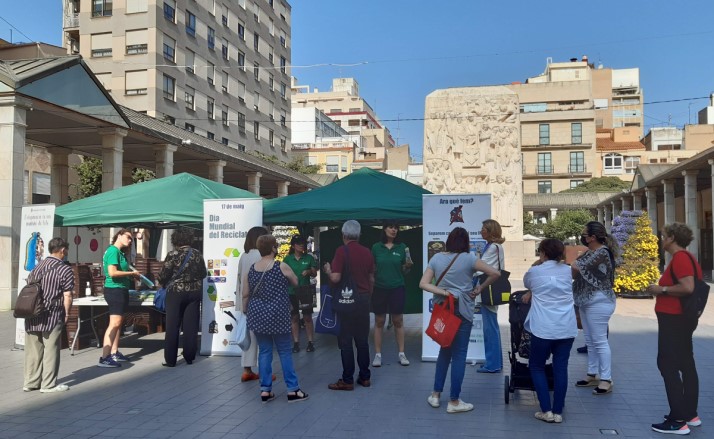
[283,235,318,353]
[371,221,413,367]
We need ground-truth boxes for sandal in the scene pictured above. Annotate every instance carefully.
[593,380,613,395]
[576,374,599,387]
[306,341,315,352]
[287,389,309,403]
[261,391,276,403]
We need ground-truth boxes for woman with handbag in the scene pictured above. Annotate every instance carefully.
[236,226,270,381]
[522,239,577,424]
[243,234,309,403]
[419,227,500,413]
[646,223,703,435]
[572,221,619,395]
[371,221,413,367]
[476,219,506,373]
[158,228,207,367]
[283,235,318,353]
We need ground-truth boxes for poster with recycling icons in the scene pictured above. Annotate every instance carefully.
[200,198,263,356]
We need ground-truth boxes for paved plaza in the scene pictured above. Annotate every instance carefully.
[1,280,713,438]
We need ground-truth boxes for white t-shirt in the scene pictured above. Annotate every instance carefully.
[523,260,578,340]
[236,249,262,312]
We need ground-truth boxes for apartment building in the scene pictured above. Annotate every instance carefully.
[290,106,357,177]
[62,0,291,159]
[291,77,396,172]
[592,66,644,138]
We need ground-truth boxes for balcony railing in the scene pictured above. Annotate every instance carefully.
[536,166,553,175]
[568,164,587,173]
[63,14,79,28]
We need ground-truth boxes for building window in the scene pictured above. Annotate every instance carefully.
[254,121,260,141]
[326,156,339,173]
[280,82,286,98]
[269,74,274,91]
[185,123,194,132]
[253,2,260,22]
[269,129,274,147]
[238,112,246,134]
[537,181,552,194]
[185,87,195,110]
[237,21,245,40]
[222,109,229,126]
[279,29,286,47]
[125,28,148,54]
[254,63,260,81]
[570,179,584,189]
[185,11,196,36]
[269,17,274,35]
[92,0,112,17]
[254,33,259,51]
[126,43,147,54]
[31,172,51,204]
[222,42,229,60]
[222,137,229,145]
[341,156,348,172]
[238,51,245,70]
[163,34,175,62]
[236,81,246,103]
[539,124,550,145]
[90,32,112,57]
[163,1,176,22]
[280,56,286,74]
[571,122,582,144]
[537,153,552,174]
[207,62,215,85]
[163,74,175,100]
[624,156,640,174]
[207,131,214,140]
[280,110,286,126]
[186,50,195,74]
[207,27,215,50]
[207,98,215,119]
[280,137,286,152]
[238,144,246,152]
[95,72,111,91]
[125,70,147,95]
[221,71,229,93]
[569,151,585,173]
[603,153,623,174]
[253,91,260,111]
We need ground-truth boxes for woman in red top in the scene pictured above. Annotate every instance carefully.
[646,223,703,435]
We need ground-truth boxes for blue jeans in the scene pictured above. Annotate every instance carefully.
[255,332,299,392]
[481,306,503,371]
[337,298,371,384]
[433,318,473,401]
[529,334,574,414]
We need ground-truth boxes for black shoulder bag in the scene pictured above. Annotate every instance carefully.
[669,252,710,320]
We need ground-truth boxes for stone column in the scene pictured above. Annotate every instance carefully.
[597,207,604,223]
[154,144,178,178]
[662,179,675,226]
[0,95,31,310]
[632,193,642,211]
[48,147,70,206]
[621,195,631,212]
[207,160,226,183]
[683,170,699,258]
[99,128,127,192]
[276,181,290,197]
[646,187,658,234]
[710,159,714,278]
[549,207,557,220]
[611,200,621,220]
[247,172,262,195]
[604,205,612,231]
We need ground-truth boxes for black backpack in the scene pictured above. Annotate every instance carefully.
[13,262,53,319]
[669,252,710,320]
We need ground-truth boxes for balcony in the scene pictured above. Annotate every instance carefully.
[521,142,592,151]
[522,164,592,179]
[536,166,553,175]
[63,13,79,29]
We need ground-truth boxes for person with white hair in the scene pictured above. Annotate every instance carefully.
[324,220,376,391]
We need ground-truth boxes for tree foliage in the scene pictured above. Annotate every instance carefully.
[70,156,156,201]
[542,209,594,242]
[560,176,630,193]
[251,152,321,174]
[613,212,660,296]
[523,212,543,236]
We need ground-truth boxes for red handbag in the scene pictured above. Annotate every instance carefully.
[425,294,461,348]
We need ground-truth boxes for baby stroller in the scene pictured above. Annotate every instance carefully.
[504,290,554,404]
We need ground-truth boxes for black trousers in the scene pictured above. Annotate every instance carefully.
[337,296,371,384]
[656,312,699,421]
[164,290,202,365]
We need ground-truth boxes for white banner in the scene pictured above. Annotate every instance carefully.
[15,204,56,348]
[200,199,262,356]
[421,194,491,362]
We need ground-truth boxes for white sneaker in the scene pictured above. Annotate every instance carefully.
[427,394,440,408]
[40,384,69,393]
[535,411,555,423]
[553,414,563,423]
[372,353,382,367]
[447,399,474,413]
[398,353,410,366]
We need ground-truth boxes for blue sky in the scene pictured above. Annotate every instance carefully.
[3,0,713,162]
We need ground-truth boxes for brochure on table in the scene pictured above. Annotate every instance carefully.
[421,194,491,362]
[200,199,262,356]
[15,204,56,349]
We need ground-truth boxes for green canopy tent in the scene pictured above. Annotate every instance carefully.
[263,168,432,314]
[55,172,260,229]
[263,168,431,226]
